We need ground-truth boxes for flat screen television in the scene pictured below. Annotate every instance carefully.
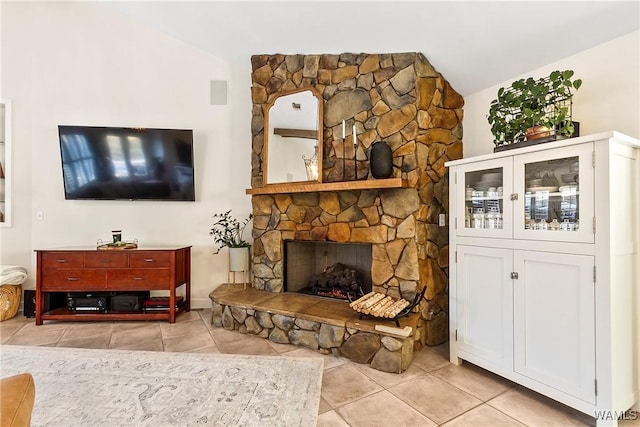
[58,125,195,201]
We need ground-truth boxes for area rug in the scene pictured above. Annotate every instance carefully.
[0,345,323,426]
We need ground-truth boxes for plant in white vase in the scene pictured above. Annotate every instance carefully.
[209,210,252,254]
[210,210,253,285]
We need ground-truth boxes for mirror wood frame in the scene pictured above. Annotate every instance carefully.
[263,86,323,186]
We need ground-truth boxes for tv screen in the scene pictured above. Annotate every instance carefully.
[58,126,195,201]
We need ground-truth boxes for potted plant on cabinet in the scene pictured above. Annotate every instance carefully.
[210,210,253,286]
[487,70,582,151]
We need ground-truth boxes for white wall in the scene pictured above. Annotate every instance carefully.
[0,2,253,308]
[463,31,640,157]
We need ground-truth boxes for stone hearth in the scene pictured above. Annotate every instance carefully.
[249,52,463,347]
[210,285,420,373]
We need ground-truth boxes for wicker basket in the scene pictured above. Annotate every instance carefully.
[0,284,21,321]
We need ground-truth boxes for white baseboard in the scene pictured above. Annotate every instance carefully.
[191,298,212,310]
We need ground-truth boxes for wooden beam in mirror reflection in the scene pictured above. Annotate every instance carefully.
[273,128,317,139]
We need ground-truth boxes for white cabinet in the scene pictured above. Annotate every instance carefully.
[447,132,639,426]
[0,100,11,227]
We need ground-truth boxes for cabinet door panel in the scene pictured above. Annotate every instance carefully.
[456,245,513,368]
[513,143,594,243]
[513,251,595,404]
[454,158,513,239]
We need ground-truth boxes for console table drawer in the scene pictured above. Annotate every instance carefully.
[84,252,128,268]
[41,269,107,289]
[129,252,172,268]
[41,253,84,269]
[107,269,171,290]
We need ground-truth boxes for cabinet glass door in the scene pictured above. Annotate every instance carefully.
[455,158,513,238]
[513,143,594,243]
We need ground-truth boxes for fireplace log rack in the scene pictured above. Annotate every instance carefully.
[350,287,426,327]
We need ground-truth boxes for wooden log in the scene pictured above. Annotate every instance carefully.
[374,298,396,315]
[392,300,411,317]
[385,299,410,318]
[365,296,389,314]
[359,293,384,310]
[353,293,381,310]
[382,299,405,317]
[364,296,392,315]
[349,292,375,308]
[370,297,395,316]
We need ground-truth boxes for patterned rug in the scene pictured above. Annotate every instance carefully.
[0,345,323,426]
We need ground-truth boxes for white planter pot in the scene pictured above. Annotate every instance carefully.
[228,247,249,272]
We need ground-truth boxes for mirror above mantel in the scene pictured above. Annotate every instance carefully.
[264,87,323,185]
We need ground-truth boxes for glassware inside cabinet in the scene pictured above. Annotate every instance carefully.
[464,167,504,230]
[524,155,579,232]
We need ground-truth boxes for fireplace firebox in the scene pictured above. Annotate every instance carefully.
[284,240,372,301]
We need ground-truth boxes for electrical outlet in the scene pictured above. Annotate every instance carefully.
[36,211,44,220]
[439,213,446,226]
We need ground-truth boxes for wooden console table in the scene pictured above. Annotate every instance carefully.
[35,246,191,325]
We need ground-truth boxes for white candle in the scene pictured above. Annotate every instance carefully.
[342,120,346,139]
[352,124,357,146]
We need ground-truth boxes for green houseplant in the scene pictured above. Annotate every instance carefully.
[209,210,252,255]
[487,70,583,148]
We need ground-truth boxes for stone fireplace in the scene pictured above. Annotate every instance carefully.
[248,52,463,347]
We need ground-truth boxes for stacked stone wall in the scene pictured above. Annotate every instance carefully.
[212,300,414,373]
[250,53,463,346]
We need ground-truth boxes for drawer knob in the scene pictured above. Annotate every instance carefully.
[133,277,144,281]
[56,259,69,263]
[100,259,112,263]
[144,259,155,263]
[66,277,80,281]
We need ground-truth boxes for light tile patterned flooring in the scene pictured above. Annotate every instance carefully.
[1,309,636,427]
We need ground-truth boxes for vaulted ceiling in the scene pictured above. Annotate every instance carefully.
[102,1,640,95]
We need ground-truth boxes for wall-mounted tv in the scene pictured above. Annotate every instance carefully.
[58,126,195,201]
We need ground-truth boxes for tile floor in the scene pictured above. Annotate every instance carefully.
[1,309,637,427]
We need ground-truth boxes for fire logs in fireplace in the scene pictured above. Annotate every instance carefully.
[300,262,364,301]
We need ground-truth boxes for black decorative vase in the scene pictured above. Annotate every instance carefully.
[369,141,393,178]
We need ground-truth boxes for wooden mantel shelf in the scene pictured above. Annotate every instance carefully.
[245,178,407,195]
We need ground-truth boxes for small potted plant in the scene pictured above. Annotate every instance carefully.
[487,70,582,151]
[210,210,253,275]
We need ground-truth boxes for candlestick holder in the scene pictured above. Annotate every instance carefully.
[342,138,347,181]
[353,141,358,181]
